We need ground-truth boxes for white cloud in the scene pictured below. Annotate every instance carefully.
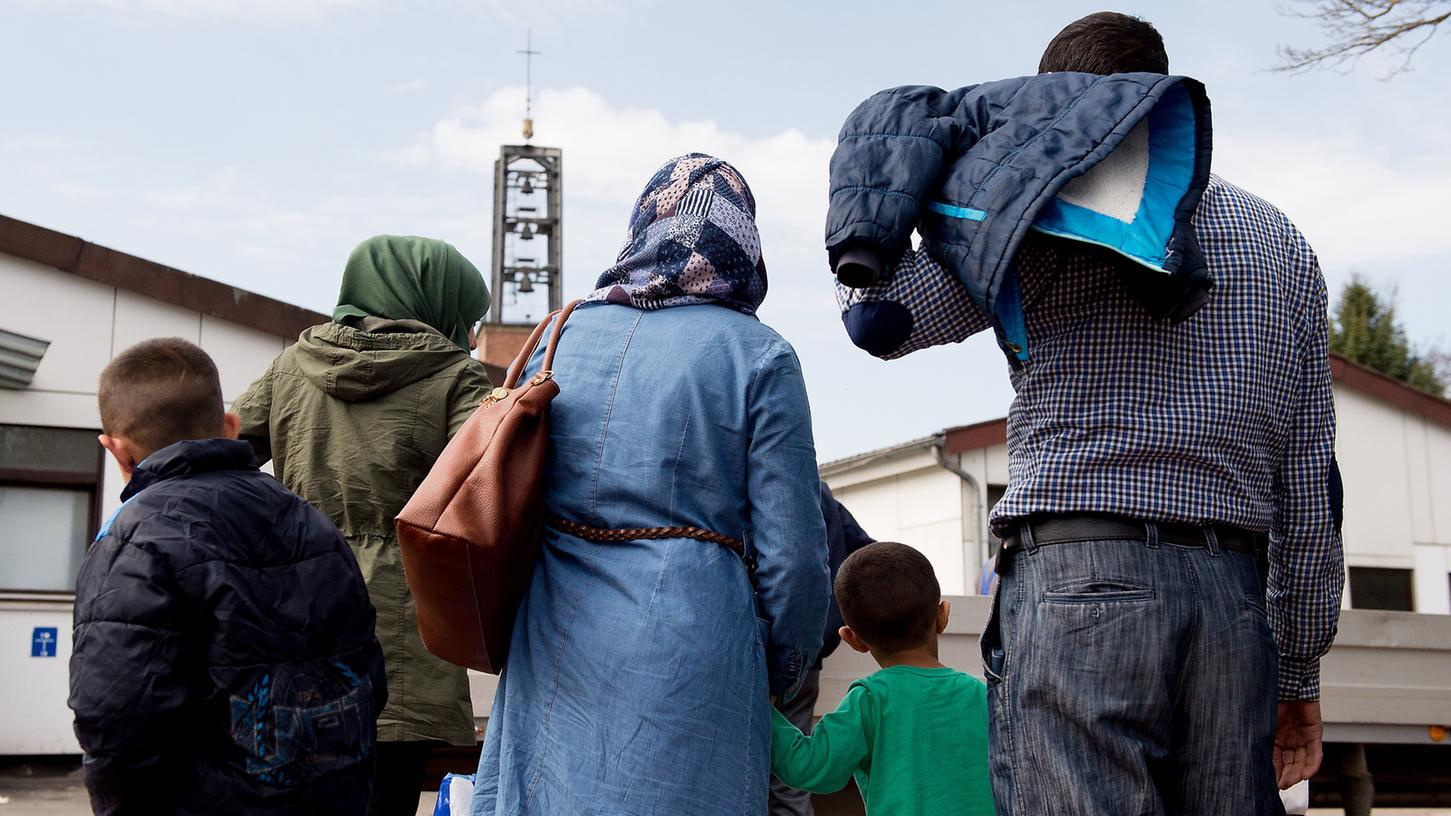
[396,85,1451,285]
[389,85,835,237]
[1215,132,1451,270]
[380,85,992,460]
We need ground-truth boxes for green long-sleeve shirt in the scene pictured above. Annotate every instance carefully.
[771,666,993,816]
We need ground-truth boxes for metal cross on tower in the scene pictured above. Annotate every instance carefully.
[488,32,563,325]
[518,30,539,142]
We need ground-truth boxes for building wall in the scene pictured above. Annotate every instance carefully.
[0,253,288,519]
[952,442,1012,572]
[825,383,1451,614]
[1334,386,1451,613]
[824,449,977,596]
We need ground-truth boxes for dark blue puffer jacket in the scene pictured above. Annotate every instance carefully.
[69,439,386,816]
[827,72,1212,364]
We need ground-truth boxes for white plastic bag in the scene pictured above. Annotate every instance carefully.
[433,773,475,816]
[1280,779,1310,815]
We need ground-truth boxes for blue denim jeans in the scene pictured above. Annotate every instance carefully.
[981,531,1284,815]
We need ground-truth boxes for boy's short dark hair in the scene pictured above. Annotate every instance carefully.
[1039,12,1169,75]
[99,338,224,457]
[835,542,941,653]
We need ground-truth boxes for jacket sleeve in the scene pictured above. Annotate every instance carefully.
[747,340,830,700]
[232,360,276,465]
[69,524,193,815]
[825,84,976,267]
[834,495,874,557]
[770,683,874,793]
[447,359,495,438]
[1268,244,1344,701]
[837,248,991,359]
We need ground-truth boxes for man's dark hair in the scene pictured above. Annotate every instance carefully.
[1039,12,1168,75]
[834,542,941,653]
[99,337,224,458]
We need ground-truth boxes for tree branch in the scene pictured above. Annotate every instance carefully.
[1275,0,1450,75]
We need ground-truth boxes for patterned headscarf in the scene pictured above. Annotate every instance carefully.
[587,153,768,314]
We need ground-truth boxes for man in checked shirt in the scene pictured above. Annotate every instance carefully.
[837,12,1344,815]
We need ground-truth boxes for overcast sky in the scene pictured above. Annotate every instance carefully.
[4,0,1449,460]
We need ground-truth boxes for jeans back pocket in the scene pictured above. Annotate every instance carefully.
[1042,580,1156,605]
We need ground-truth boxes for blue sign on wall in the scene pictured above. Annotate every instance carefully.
[32,627,58,658]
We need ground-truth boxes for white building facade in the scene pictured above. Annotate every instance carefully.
[821,357,1451,615]
[0,214,326,753]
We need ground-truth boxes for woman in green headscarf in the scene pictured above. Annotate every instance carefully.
[235,235,494,816]
[333,235,491,350]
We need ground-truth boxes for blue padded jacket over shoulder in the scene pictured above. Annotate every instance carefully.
[826,72,1212,364]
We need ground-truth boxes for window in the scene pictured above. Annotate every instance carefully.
[1347,566,1415,612]
[0,425,103,592]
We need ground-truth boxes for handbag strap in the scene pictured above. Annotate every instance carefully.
[502,299,585,389]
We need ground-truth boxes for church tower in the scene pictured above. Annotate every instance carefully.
[478,32,565,370]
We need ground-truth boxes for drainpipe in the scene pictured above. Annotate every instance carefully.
[932,435,984,595]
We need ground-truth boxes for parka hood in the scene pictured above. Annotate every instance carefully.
[291,321,473,403]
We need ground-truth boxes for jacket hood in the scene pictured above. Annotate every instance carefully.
[291,321,473,402]
[332,235,491,351]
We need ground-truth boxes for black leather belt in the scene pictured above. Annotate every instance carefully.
[1003,514,1267,555]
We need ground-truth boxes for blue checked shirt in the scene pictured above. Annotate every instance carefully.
[837,176,1344,699]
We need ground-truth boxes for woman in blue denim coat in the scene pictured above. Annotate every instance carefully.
[470,154,830,815]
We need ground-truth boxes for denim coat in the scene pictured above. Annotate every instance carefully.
[471,302,830,815]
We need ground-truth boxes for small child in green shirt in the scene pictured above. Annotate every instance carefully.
[770,541,994,815]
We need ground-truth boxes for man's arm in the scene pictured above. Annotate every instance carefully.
[1267,241,1344,787]
[1275,700,1325,790]
[1268,263,1344,702]
[232,360,276,465]
[834,494,875,556]
[837,248,992,359]
[69,524,192,815]
[770,684,874,793]
[747,341,830,700]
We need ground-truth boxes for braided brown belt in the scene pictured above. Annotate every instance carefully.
[546,515,755,580]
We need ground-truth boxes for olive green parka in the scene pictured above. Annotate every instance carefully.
[234,320,492,745]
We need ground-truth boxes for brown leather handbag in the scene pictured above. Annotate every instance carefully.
[395,299,583,674]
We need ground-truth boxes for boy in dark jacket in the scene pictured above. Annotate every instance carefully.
[70,337,387,816]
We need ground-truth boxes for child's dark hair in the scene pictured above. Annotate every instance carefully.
[99,338,224,457]
[1039,12,1169,75]
[834,542,941,653]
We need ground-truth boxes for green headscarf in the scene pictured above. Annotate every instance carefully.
[332,235,491,350]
